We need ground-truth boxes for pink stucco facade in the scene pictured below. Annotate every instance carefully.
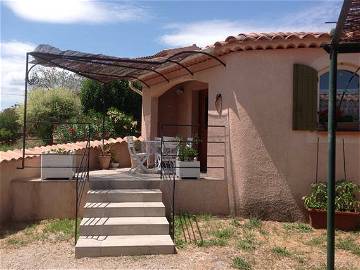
[141,41,360,221]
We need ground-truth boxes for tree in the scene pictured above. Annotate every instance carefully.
[0,106,21,143]
[29,67,83,93]
[17,88,81,143]
[80,79,142,124]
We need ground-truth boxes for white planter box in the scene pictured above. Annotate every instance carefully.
[41,154,75,180]
[176,160,200,179]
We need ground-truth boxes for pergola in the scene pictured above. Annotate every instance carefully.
[323,1,360,269]
[19,44,226,168]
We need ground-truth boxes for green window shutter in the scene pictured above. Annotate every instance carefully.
[293,64,318,130]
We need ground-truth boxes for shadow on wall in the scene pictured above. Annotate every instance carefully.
[226,67,359,222]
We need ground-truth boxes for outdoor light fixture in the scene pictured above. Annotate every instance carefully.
[215,93,222,116]
[175,86,184,95]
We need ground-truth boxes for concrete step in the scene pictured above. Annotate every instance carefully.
[89,179,161,190]
[87,189,162,203]
[83,202,165,217]
[75,234,175,257]
[79,217,169,236]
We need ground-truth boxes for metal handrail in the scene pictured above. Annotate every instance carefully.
[159,123,227,242]
[74,125,91,244]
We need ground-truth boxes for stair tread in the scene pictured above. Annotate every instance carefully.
[76,235,174,248]
[88,189,161,194]
[84,202,165,208]
[80,217,169,226]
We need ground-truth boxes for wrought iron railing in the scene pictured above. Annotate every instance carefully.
[159,123,226,242]
[160,137,177,240]
[74,132,91,244]
[16,120,91,244]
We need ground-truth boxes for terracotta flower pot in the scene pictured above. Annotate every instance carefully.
[308,208,360,231]
[98,155,111,170]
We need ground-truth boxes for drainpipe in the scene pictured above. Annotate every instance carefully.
[327,45,337,270]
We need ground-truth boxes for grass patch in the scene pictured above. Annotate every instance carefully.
[232,256,252,270]
[212,228,234,239]
[237,231,256,251]
[197,238,227,247]
[271,246,292,257]
[196,213,213,221]
[336,237,360,256]
[283,223,313,233]
[3,219,77,247]
[242,218,262,230]
[44,219,74,237]
[305,235,326,247]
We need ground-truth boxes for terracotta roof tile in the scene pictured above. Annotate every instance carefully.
[0,136,138,163]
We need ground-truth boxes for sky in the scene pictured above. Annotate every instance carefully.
[0,0,342,109]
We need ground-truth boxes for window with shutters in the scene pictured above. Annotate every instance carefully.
[318,70,359,131]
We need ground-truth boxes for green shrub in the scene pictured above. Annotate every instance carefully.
[17,88,81,143]
[0,106,21,143]
[303,181,360,212]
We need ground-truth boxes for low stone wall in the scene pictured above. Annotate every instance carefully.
[11,179,89,221]
[161,180,229,215]
[0,139,132,226]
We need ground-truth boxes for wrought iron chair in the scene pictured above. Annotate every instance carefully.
[161,136,178,175]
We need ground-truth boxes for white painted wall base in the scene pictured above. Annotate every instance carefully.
[176,160,200,179]
[41,154,75,180]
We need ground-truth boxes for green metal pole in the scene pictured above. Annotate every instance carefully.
[327,46,337,270]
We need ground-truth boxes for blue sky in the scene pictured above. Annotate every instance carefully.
[1,0,341,109]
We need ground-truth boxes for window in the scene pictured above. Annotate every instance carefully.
[319,70,359,131]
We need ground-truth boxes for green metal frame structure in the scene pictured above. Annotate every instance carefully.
[323,1,360,269]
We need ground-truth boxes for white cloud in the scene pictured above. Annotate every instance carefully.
[160,1,341,48]
[0,41,35,109]
[160,20,267,48]
[3,0,148,24]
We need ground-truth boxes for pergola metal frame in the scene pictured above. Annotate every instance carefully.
[322,1,360,269]
[18,45,226,169]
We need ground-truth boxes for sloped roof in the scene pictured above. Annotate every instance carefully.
[29,32,330,88]
[0,136,142,163]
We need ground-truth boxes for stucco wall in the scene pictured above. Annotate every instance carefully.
[0,141,131,225]
[142,48,360,221]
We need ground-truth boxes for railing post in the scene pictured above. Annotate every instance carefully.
[75,174,78,244]
[20,53,29,169]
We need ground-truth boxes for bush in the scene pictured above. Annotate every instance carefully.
[80,79,141,126]
[53,109,138,143]
[0,106,21,143]
[17,88,81,143]
[303,180,360,212]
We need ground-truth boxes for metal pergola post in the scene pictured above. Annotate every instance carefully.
[327,46,337,270]
[19,53,29,169]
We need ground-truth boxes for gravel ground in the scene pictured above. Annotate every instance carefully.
[1,241,234,270]
[1,218,359,270]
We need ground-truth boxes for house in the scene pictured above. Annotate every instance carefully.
[138,32,360,221]
[21,32,359,223]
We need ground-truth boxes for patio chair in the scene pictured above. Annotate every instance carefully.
[126,136,149,173]
[154,137,162,172]
[161,136,178,175]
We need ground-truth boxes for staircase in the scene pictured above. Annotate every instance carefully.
[75,178,175,258]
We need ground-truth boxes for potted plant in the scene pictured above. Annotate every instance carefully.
[98,144,111,169]
[303,180,360,230]
[176,142,200,179]
[111,152,119,168]
[41,148,75,180]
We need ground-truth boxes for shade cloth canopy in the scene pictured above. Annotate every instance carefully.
[29,44,225,88]
[325,0,360,53]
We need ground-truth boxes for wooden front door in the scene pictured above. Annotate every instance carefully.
[198,90,208,172]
